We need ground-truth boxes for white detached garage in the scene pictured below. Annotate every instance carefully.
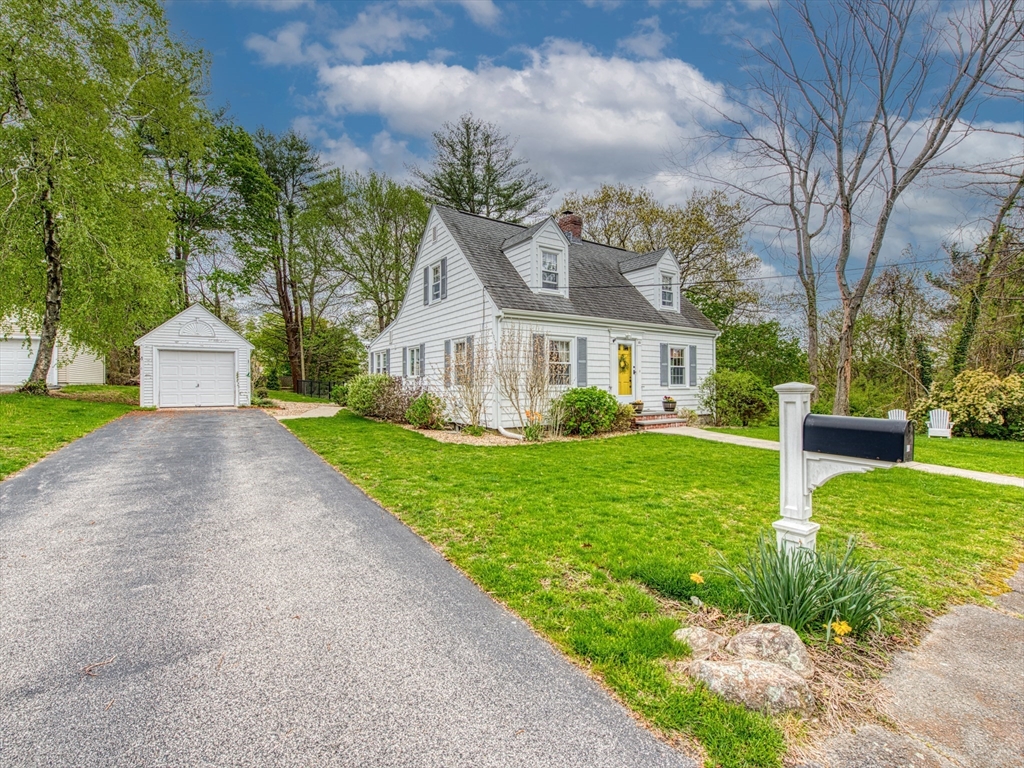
[135,304,252,408]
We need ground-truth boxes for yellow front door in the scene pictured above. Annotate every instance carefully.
[617,344,632,396]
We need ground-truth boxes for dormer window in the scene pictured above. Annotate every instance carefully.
[542,250,559,290]
[661,273,675,308]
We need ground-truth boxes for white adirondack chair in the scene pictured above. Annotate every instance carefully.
[927,408,954,438]
[887,409,907,420]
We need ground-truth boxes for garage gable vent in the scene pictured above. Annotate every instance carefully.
[179,319,215,338]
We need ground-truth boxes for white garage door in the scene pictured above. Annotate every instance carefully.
[158,350,235,407]
[0,339,57,387]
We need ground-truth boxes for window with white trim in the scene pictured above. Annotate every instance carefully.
[541,250,559,290]
[431,263,443,301]
[548,339,571,385]
[661,274,675,308]
[670,347,686,385]
[408,346,422,377]
[372,351,387,374]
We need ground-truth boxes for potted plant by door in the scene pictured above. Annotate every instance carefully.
[662,396,677,413]
[630,400,644,414]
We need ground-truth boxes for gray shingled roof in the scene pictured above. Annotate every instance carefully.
[618,249,670,274]
[501,220,552,250]
[435,207,717,332]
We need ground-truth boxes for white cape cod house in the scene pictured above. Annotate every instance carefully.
[366,207,719,429]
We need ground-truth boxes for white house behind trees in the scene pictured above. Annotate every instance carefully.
[366,206,719,430]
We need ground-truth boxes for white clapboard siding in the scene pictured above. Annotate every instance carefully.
[368,208,495,398]
[57,349,105,385]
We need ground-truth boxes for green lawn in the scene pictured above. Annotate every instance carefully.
[287,412,1023,768]
[56,384,139,405]
[0,393,134,480]
[267,389,329,403]
[708,426,1023,478]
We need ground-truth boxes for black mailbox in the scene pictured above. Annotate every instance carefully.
[803,414,914,463]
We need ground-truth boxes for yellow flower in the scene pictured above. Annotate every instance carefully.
[689,573,705,584]
[834,637,844,645]
[829,620,852,637]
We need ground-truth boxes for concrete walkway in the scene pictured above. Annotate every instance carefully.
[276,404,341,420]
[651,426,1024,487]
[0,410,693,768]
[799,565,1024,768]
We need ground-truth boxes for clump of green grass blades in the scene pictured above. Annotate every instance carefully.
[719,535,902,636]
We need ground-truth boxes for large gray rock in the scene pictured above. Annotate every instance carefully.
[672,626,725,660]
[725,623,815,679]
[689,658,814,714]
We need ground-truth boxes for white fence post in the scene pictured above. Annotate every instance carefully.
[773,382,819,553]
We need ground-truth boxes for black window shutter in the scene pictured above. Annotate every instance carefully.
[466,335,474,384]
[576,337,587,386]
[444,340,451,386]
[689,345,697,387]
[402,347,408,377]
[384,349,390,375]
[440,258,448,299]
[419,343,425,375]
[660,344,669,387]
[423,267,429,305]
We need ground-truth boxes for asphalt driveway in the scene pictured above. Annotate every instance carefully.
[0,410,694,768]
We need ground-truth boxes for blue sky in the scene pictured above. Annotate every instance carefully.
[165,0,1023,295]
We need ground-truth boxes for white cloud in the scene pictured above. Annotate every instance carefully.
[617,16,671,59]
[315,39,729,197]
[246,21,310,66]
[581,0,624,9]
[452,0,501,27]
[329,7,432,64]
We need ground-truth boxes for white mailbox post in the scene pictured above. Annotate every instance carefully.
[773,382,903,553]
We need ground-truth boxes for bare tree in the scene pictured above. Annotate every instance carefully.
[443,333,492,428]
[493,323,556,433]
[685,0,1023,413]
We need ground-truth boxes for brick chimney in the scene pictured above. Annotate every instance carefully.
[557,211,583,241]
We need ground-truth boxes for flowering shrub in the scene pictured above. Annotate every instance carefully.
[911,369,1024,440]
[523,409,545,441]
[551,387,619,437]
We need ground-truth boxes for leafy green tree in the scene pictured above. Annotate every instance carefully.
[220,128,323,390]
[0,0,192,386]
[717,321,807,387]
[560,184,760,325]
[411,113,553,223]
[135,42,227,308]
[316,170,429,333]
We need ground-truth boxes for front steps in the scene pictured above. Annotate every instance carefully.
[633,412,689,431]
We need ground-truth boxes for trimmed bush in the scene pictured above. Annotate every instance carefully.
[552,387,619,437]
[330,383,348,406]
[699,369,772,426]
[405,392,445,429]
[718,535,902,636]
[912,369,1024,440]
[610,403,636,432]
[346,374,391,417]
